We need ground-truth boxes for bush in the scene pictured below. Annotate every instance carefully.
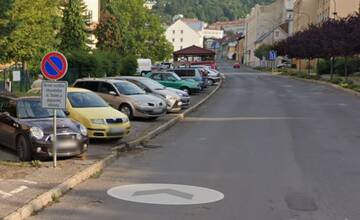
[119,55,137,76]
[317,57,360,76]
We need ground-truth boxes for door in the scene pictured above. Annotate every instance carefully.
[0,98,18,148]
[98,82,120,108]
[149,73,167,86]
[163,73,180,89]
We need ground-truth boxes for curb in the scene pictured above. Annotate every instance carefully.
[273,74,360,97]
[3,80,223,220]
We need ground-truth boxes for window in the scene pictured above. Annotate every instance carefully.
[150,73,162,81]
[172,30,175,34]
[180,30,183,34]
[99,82,117,95]
[0,98,16,117]
[172,38,175,42]
[74,81,100,92]
[163,73,178,81]
[180,46,183,49]
[275,31,279,37]
[180,38,183,42]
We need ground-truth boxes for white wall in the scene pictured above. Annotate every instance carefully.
[165,20,203,51]
[83,0,100,24]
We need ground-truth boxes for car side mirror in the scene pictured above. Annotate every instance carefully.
[109,91,117,96]
[64,110,70,116]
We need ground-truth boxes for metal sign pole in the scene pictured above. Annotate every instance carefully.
[53,109,57,168]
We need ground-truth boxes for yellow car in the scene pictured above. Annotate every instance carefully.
[28,87,131,139]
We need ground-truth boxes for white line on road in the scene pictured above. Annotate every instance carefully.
[1,186,29,199]
[183,117,308,122]
[0,179,37,184]
[0,190,12,198]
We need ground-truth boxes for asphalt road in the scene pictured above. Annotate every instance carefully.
[30,62,360,220]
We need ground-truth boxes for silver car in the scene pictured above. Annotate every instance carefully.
[113,76,190,112]
[73,79,167,119]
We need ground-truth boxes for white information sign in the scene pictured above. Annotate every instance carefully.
[41,81,68,110]
[12,71,21,82]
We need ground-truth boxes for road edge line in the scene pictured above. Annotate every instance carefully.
[2,80,223,220]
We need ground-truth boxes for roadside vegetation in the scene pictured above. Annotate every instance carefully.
[0,0,173,85]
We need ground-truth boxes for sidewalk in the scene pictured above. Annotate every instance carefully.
[0,85,220,219]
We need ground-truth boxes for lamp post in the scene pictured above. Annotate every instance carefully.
[332,0,338,18]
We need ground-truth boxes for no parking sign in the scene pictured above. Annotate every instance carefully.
[40,51,69,168]
[40,51,68,80]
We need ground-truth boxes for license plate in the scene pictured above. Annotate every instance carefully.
[58,141,77,149]
[153,108,163,114]
[109,127,124,134]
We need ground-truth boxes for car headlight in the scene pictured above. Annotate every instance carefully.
[91,119,106,125]
[79,124,87,136]
[30,127,44,140]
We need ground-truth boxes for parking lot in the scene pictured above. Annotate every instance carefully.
[0,83,218,219]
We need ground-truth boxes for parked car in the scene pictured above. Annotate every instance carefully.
[276,59,292,68]
[233,63,241,69]
[146,72,201,95]
[28,87,131,139]
[190,65,221,86]
[113,76,190,112]
[0,95,88,161]
[190,61,217,70]
[73,79,167,119]
[172,68,208,89]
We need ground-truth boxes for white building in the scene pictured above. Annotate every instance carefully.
[83,0,100,48]
[165,18,224,52]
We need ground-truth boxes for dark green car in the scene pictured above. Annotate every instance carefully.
[146,72,201,95]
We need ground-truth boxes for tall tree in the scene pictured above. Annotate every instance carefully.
[59,0,90,51]
[96,0,173,61]
[0,0,13,63]
[5,0,60,70]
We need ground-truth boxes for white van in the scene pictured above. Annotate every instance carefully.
[137,59,152,75]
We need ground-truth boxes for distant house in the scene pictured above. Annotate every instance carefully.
[208,19,246,34]
[83,0,100,48]
[165,18,224,52]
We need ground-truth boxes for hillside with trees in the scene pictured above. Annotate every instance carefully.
[153,0,274,23]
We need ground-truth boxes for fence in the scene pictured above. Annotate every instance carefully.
[0,67,34,95]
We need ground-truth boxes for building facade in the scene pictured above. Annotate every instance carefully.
[165,18,223,52]
[244,0,294,66]
[83,0,100,48]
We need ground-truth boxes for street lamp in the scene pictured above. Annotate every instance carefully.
[332,0,338,18]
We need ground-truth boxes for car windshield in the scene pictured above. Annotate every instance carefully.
[114,81,146,95]
[68,92,108,108]
[17,100,66,119]
[140,78,166,90]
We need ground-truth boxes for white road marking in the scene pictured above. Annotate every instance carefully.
[0,190,12,198]
[183,117,308,122]
[0,179,37,184]
[0,179,37,199]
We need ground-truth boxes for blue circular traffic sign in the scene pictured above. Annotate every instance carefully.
[41,51,68,80]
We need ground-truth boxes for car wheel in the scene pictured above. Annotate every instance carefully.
[119,104,133,119]
[180,87,191,95]
[207,79,214,86]
[17,135,32,161]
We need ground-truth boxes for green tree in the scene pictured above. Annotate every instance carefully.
[254,44,274,60]
[0,0,13,63]
[59,0,90,51]
[96,0,173,62]
[5,0,60,71]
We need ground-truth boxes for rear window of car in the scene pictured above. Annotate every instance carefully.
[174,69,195,77]
[74,81,100,92]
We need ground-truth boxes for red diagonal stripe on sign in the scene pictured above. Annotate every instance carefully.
[44,56,62,74]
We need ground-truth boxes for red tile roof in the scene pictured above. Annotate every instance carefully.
[173,45,215,56]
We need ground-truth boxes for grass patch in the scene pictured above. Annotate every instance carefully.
[90,170,103,179]
[0,160,42,168]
